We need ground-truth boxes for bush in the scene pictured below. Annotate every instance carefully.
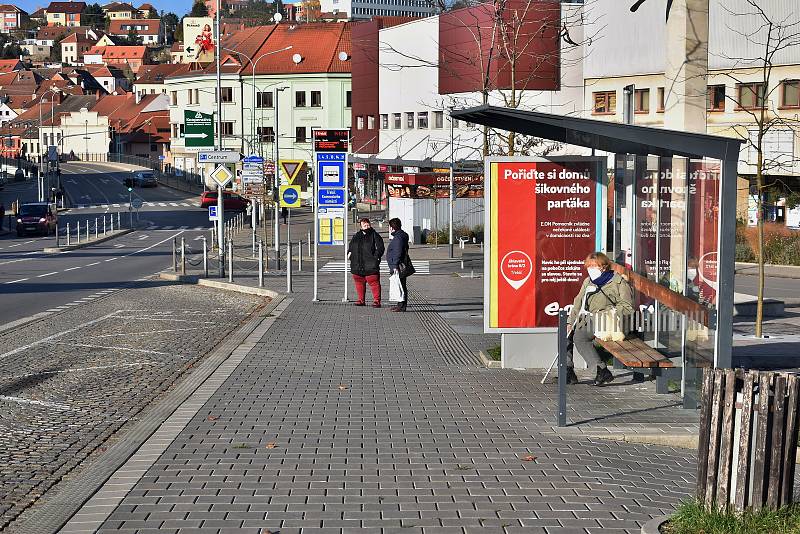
[735,223,800,266]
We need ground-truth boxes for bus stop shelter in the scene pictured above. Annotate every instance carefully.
[452,105,742,407]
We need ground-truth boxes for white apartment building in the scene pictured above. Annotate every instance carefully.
[58,107,111,157]
[320,0,436,19]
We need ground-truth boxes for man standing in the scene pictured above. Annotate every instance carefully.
[386,217,411,312]
[348,217,385,308]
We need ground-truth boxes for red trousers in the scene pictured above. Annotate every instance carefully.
[353,274,381,304]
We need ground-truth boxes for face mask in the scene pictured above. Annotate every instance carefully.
[687,268,697,280]
[587,267,603,281]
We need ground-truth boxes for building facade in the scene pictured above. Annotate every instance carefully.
[319,0,436,20]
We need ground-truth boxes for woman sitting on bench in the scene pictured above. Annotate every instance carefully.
[566,252,634,386]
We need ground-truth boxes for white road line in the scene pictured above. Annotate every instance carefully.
[113,316,217,324]
[104,257,117,262]
[0,395,77,412]
[46,341,172,355]
[113,244,125,248]
[37,272,58,278]
[0,310,121,360]
[3,362,154,380]
[91,326,208,338]
[63,266,81,271]
[4,277,29,284]
[86,261,100,266]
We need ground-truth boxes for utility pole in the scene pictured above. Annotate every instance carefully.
[215,0,225,278]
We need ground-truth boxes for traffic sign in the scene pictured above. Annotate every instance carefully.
[131,198,143,209]
[198,151,241,163]
[208,205,219,220]
[243,154,264,164]
[317,159,345,188]
[184,110,214,148]
[313,129,349,152]
[279,185,301,208]
[210,165,233,188]
[279,159,305,185]
[318,188,345,206]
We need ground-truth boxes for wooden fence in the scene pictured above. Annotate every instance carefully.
[697,368,800,512]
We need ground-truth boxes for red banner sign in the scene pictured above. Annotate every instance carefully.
[486,158,602,331]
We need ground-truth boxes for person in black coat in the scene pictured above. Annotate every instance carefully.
[348,217,385,307]
[386,217,410,312]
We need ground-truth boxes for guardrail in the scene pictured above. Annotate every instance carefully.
[74,153,205,195]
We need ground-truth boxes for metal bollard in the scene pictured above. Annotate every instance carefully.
[94,217,98,240]
[55,223,60,247]
[227,237,233,283]
[76,221,80,244]
[172,237,177,272]
[180,236,186,275]
[258,239,263,288]
[252,225,256,258]
[66,223,71,246]
[297,241,302,271]
[103,215,107,236]
[202,236,208,278]
[307,231,311,256]
[210,226,215,252]
[110,214,114,232]
[85,220,89,242]
[117,211,120,229]
[286,244,292,293]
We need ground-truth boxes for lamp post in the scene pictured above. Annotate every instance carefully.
[274,86,288,260]
[448,107,455,258]
[37,87,61,202]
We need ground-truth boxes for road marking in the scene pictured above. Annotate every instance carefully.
[3,362,154,381]
[86,261,100,266]
[4,277,29,284]
[46,341,172,355]
[114,244,125,248]
[137,235,148,240]
[104,257,117,262]
[0,310,122,360]
[63,266,81,271]
[37,272,58,278]
[92,326,208,338]
[0,395,78,412]
[113,316,216,324]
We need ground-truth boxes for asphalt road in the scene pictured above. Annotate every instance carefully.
[0,162,221,327]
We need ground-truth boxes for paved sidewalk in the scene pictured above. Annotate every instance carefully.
[53,253,707,534]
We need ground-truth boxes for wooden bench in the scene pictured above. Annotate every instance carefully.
[590,262,714,393]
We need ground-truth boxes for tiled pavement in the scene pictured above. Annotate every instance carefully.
[56,263,704,534]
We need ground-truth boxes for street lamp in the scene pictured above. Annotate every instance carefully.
[37,87,61,202]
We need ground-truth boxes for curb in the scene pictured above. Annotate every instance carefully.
[641,515,669,534]
[43,229,133,253]
[159,272,280,298]
[735,261,800,279]
[589,433,699,449]
[478,350,501,368]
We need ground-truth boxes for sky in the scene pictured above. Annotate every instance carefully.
[17,0,196,17]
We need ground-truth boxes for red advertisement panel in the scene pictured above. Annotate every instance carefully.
[487,159,600,331]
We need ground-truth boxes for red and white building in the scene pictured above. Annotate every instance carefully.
[0,4,24,33]
[107,19,162,45]
[84,45,148,72]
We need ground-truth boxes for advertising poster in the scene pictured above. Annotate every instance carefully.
[687,160,721,307]
[183,17,215,63]
[485,157,603,332]
[385,173,483,199]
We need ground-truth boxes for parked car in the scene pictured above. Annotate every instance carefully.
[124,170,157,188]
[199,190,249,211]
[16,202,57,236]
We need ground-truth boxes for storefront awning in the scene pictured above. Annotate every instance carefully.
[451,105,742,162]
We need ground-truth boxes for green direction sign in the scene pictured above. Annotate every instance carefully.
[184,110,214,148]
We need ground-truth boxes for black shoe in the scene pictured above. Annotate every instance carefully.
[594,367,614,386]
[566,368,579,385]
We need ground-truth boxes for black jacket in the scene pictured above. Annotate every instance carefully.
[348,228,385,276]
[386,228,409,270]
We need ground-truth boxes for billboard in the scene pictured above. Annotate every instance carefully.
[485,157,604,332]
[183,17,215,63]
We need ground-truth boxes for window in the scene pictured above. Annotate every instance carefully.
[220,121,234,137]
[737,82,766,109]
[634,88,649,113]
[220,86,233,103]
[295,126,306,142]
[367,115,375,129]
[295,90,306,107]
[417,111,428,128]
[592,91,616,114]
[380,114,388,129]
[433,111,443,129]
[657,87,665,112]
[310,90,321,107]
[356,116,364,130]
[393,113,401,129]
[707,85,725,111]
[257,126,274,142]
[187,88,199,104]
[256,91,273,108]
[406,112,414,128]
[781,80,800,108]
[345,90,351,108]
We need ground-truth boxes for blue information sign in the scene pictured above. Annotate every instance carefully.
[318,188,345,206]
[243,155,264,163]
[208,205,218,220]
[316,159,345,188]
[282,187,299,204]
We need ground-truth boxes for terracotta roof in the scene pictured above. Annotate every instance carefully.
[170,42,183,52]
[104,2,134,12]
[0,60,23,73]
[31,7,47,17]
[107,18,160,36]
[0,4,24,13]
[37,25,77,39]
[137,2,153,10]
[135,63,182,84]
[5,94,35,110]
[86,45,147,59]
[47,1,86,14]
[87,65,113,77]
[60,31,97,45]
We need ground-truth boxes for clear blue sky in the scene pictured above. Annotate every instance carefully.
[16,0,195,16]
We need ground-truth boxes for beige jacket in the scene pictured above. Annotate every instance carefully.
[568,272,634,326]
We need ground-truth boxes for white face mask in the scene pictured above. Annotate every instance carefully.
[687,268,697,280]
[587,267,603,281]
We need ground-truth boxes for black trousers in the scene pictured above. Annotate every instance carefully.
[399,276,408,305]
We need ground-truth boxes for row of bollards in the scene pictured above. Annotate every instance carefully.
[58,212,121,248]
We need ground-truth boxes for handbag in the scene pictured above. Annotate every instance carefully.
[389,272,405,302]
[398,247,415,277]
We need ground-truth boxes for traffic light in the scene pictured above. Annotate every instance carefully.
[128,187,133,192]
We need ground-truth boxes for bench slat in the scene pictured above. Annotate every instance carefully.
[596,337,675,368]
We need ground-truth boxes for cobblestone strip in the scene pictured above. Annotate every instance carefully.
[55,297,291,534]
[411,290,482,367]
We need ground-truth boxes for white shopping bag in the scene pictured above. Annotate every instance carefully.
[389,271,405,302]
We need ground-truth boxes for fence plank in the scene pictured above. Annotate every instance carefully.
[705,370,726,508]
[781,375,799,506]
[696,367,714,502]
[716,368,737,510]
[752,373,772,511]
[767,375,787,509]
[734,371,756,513]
